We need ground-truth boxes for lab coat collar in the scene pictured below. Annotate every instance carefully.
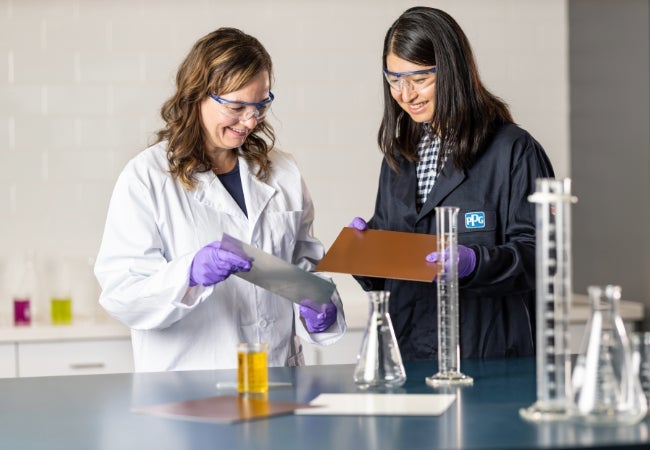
[238,156,276,225]
[193,170,246,220]
[192,156,276,225]
[390,155,466,218]
[394,158,417,210]
[417,165,466,218]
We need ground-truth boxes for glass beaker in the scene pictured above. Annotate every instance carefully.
[426,206,473,387]
[520,178,576,422]
[353,290,406,389]
[237,342,269,395]
[12,251,40,326]
[572,285,647,425]
[49,258,73,325]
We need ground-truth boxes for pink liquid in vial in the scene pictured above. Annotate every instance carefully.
[13,298,31,326]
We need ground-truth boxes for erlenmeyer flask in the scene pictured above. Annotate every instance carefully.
[572,285,647,425]
[353,290,406,389]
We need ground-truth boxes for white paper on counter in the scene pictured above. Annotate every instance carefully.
[294,393,456,416]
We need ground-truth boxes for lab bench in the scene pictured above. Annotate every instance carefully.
[0,357,648,449]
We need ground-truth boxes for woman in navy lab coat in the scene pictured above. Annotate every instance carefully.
[350,7,554,360]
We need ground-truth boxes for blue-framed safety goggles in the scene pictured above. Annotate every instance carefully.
[383,67,437,92]
[209,91,275,122]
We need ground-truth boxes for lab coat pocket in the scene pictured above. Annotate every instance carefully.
[266,210,303,261]
[286,335,305,366]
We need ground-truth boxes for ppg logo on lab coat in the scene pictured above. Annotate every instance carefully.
[465,211,485,229]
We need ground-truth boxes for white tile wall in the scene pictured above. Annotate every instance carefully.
[0,0,569,328]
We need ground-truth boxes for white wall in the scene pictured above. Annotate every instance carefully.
[0,0,569,327]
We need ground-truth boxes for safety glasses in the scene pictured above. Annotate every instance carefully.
[209,92,275,122]
[383,67,437,92]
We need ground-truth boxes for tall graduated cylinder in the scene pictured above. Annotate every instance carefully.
[426,206,473,387]
[520,178,576,422]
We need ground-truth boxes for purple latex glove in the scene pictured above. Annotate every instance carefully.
[348,217,367,231]
[299,299,337,333]
[189,241,252,287]
[425,245,476,279]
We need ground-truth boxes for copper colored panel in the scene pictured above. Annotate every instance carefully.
[316,228,438,282]
[132,395,317,424]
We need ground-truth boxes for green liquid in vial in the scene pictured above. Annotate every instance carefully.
[51,297,72,325]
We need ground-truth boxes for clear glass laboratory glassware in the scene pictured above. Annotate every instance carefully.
[631,331,650,409]
[426,206,473,387]
[50,258,73,325]
[520,178,577,422]
[12,251,41,326]
[572,285,648,425]
[353,290,407,389]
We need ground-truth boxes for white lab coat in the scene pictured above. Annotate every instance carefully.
[94,141,346,372]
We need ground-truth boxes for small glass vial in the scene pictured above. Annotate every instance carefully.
[572,285,647,425]
[12,252,39,326]
[13,297,31,326]
[237,343,269,395]
[50,259,73,325]
[353,290,406,389]
[51,296,73,325]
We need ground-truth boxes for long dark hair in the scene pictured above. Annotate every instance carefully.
[155,27,275,190]
[378,7,512,172]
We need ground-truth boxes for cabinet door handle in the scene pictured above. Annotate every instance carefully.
[69,362,106,370]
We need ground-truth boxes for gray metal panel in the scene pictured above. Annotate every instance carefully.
[220,233,335,305]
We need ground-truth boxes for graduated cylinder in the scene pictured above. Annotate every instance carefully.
[520,178,576,422]
[426,206,473,387]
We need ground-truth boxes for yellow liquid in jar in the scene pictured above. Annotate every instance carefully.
[237,349,268,394]
[51,297,72,325]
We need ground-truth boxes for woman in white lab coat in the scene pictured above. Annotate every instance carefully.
[94,28,346,372]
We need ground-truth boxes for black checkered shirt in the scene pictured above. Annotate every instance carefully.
[416,125,446,209]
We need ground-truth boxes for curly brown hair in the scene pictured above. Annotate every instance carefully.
[154,28,275,190]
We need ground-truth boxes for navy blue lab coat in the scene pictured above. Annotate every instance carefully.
[356,123,555,360]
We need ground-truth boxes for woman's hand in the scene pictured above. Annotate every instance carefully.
[425,245,476,279]
[299,299,337,333]
[348,217,367,230]
[189,241,252,287]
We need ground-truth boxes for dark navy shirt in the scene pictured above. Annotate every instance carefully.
[217,161,247,217]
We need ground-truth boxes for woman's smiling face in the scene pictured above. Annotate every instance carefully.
[385,52,436,123]
[200,70,271,153]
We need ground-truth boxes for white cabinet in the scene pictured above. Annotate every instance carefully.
[0,320,133,378]
[0,343,16,378]
[18,339,133,377]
